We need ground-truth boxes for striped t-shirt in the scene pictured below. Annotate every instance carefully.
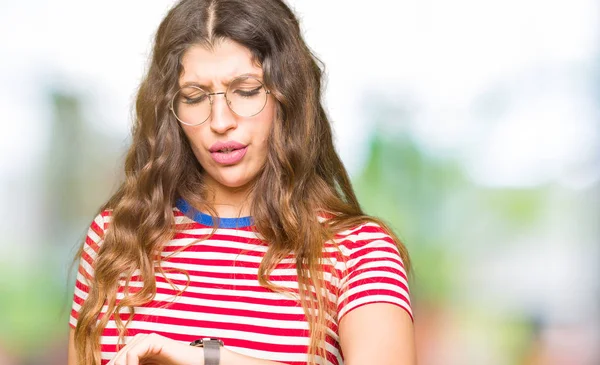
[70,199,412,365]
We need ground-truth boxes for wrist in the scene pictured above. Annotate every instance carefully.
[219,347,235,365]
[190,338,224,365]
[185,344,205,365]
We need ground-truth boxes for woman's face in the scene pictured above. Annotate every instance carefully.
[177,39,275,195]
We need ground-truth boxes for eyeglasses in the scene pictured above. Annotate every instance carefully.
[169,75,271,126]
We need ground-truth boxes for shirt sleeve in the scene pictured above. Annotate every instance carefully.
[69,211,109,329]
[335,223,412,323]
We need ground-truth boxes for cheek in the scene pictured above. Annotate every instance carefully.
[180,127,207,161]
[254,119,273,156]
[257,103,276,143]
[180,128,196,149]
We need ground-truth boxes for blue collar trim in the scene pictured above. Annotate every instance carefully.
[175,198,254,229]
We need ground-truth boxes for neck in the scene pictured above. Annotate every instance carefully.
[201,176,254,218]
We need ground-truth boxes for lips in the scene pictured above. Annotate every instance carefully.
[209,140,247,153]
[209,140,248,165]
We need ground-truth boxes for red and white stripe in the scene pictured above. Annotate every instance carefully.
[70,208,411,365]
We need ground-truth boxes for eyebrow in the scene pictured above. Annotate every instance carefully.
[180,72,264,89]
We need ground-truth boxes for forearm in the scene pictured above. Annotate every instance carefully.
[221,347,289,365]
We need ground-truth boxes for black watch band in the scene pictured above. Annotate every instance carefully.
[190,338,223,365]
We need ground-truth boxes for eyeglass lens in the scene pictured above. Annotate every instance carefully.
[172,76,268,126]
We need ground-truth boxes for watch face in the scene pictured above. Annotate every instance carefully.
[206,338,224,346]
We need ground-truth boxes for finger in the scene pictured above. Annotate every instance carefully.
[124,333,165,365]
[108,333,148,365]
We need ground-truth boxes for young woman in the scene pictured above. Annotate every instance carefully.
[68,0,415,364]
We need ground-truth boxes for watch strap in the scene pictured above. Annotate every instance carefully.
[203,339,221,365]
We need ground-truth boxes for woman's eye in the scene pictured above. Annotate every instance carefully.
[183,94,208,104]
[234,87,262,98]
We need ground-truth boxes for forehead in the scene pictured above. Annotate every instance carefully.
[179,40,262,87]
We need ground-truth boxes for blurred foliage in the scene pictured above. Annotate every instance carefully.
[354,132,463,303]
[0,89,124,363]
[350,100,571,364]
[0,262,68,356]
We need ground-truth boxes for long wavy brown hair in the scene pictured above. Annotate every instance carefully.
[73,0,410,364]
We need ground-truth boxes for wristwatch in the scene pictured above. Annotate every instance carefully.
[190,338,224,365]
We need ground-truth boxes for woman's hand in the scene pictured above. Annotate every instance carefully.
[107,333,203,365]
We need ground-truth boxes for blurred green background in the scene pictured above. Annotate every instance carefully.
[1,0,598,364]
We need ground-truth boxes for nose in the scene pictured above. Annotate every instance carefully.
[209,93,237,134]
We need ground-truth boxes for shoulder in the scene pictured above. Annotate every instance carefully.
[75,210,113,285]
[328,219,412,321]
[330,220,401,260]
[82,210,113,255]
[333,220,394,242]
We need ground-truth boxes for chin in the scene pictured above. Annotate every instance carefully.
[216,174,256,190]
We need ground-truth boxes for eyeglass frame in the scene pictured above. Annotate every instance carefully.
[169,75,272,126]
